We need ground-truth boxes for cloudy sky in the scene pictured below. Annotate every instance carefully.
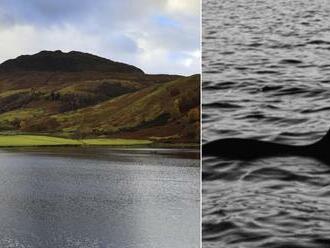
[0,0,200,75]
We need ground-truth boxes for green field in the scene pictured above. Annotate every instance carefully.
[0,135,152,147]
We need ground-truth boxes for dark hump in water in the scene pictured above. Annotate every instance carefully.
[0,50,144,74]
[203,128,330,161]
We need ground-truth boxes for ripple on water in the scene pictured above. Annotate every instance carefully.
[203,0,330,247]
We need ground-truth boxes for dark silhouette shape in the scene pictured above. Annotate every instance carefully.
[203,129,330,161]
[0,50,144,74]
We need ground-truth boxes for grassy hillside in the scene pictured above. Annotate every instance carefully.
[55,75,200,142]
[0,51,200,144]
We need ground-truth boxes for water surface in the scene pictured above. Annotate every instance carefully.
[203,0,330,247]
[0,147,199,248]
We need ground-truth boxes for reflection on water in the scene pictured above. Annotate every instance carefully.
[203,156,330,248]
[203,0,330,247]
[0,148,199,248]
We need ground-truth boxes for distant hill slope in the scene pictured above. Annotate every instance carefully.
[0,51,200,143]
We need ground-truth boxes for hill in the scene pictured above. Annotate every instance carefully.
[0,50,144,74]
[0,51,200,144]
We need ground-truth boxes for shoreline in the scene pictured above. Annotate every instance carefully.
[0,134,199,149]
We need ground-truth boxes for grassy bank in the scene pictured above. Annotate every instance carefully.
[0,135,152,147]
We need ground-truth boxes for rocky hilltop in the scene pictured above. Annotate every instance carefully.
[0,50,144,74]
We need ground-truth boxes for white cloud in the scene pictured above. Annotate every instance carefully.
[0,25,100,62]
[166,0,200,15]
[0,25,38,62]
[0,0,200,75]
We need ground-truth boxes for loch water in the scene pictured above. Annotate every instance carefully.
[203,0,330,247]
[0,147,199,248]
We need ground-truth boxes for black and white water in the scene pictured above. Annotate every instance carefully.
[203,0,330,247]
[0,147,199,248]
